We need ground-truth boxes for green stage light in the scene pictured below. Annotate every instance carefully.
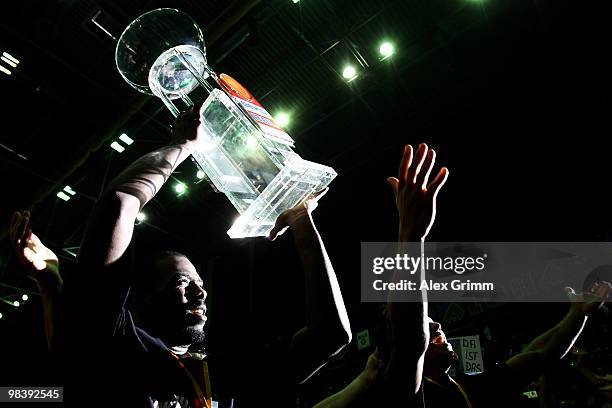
[110,141,125,153]
[119,133,134,145]
[275,112,290,128]
[175,182,187,195]
[379,42,395,59]
[342,65,357,81]
[57,192,71,201]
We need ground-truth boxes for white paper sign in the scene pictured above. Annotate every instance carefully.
[448,335,483,373]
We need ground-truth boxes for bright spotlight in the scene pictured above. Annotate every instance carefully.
[175,183,187,195]
[379,42,395,59]
[2,52,19,64]
[275,113,290,128]
[64,186,76,196]
[136,212,146,222]
[22,294,28,301]
[119,133,134,145]
[0,56,17,68]
[196,170,205,180]
[110,141,125,153]
[13,301,20,307]
[342,65,357,81]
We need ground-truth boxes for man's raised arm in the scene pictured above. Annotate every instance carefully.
[309,143,449,408]
[268,188,352,383]
[10,210,62,350]
[77,108,200,269]
[505,281,612,388]
[384,143,448,394]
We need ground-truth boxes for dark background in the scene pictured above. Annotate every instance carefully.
[1,0,611,403]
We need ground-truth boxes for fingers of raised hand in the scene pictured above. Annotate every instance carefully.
[311,187,329,200]
[597,281,612,299]
[596,281,612,300]
[23,246,36,262]
[398,144,442,192]
[415,148,436,190]
[426,167,449,200]
[387,177,399,196]
[23,247,47,271]
[584,281,611,300]
[177,105,197,121]
[19,228,33,253]
[304,187,329,210]
[10,211,29,243]
[172,106,200,138]
[398,145,413,186]
[29,232,44,250]
[367,350,384,372]
[410,143,428,185]
[18,212,30,242]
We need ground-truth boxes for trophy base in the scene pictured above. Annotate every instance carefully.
[227,157,337,238]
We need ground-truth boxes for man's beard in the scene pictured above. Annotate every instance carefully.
[425,348,459,375]
[445,350,459,371]
[141,301,207,348]
[183,326,206,345]
[148,309,207,348]
[160,323,207,349]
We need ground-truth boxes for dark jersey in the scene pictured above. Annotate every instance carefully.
[53,240,295,407]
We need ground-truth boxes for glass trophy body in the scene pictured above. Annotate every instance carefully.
[115,9,337,238]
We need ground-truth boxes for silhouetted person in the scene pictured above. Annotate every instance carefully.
[48,107,351,406]
[314,143,611,408]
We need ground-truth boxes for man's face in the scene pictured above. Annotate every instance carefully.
[139,255,207,346]
[424,317,458,374]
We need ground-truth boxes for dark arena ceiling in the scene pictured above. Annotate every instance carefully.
[1,0,611,386]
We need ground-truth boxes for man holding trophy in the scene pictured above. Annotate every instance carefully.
[50,8,351,407]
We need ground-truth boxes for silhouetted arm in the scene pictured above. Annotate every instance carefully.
[385,144,448,394]
[506,282,611,387]
[269,189,352,383]
[10,210,62,349]
[77,108,200,272]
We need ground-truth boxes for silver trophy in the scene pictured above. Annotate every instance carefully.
[115,8,337,238]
